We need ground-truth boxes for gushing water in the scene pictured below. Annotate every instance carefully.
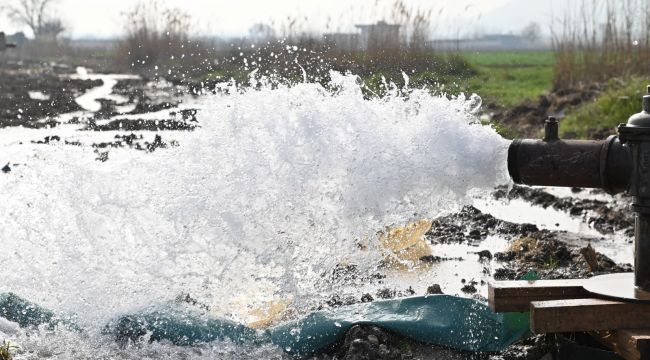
[0,72,508,357]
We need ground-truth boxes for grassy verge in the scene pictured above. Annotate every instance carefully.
[460,51,555,107]
[560,77,648,139]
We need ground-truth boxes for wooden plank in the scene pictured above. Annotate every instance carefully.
[488,279,589,312]
[588,331,621,357]
[616,329,650,360]
[590,329,650,360]
[531,299,650,334]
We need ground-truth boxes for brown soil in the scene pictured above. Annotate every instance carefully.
[489,83,604,138]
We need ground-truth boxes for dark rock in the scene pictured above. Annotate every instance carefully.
[335,325,397,360]
[476,250,493,260]
[426,284,443,294]
[494,268,517,280]
[94,150,109,162]
[32,135,61,144]
[460,284,477,294]
[325,294,357,308]
[494,251,517,262]
[375,288,394,300]
[146,134,167,152]
[1,163,10,173]
[419,255,463,263]
[87,118,196,132]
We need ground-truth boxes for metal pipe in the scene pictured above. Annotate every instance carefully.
[508,131,632,194]
[507,86,650,295]
[636,214,650,290]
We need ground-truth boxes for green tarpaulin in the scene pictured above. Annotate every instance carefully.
[0,292,528,357]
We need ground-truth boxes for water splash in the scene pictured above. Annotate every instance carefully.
[0,72,509,356]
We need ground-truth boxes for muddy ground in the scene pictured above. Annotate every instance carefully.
[319,191,633,360]
[0,62,636,360]
[0,59,194,129]
[0,61,102,127]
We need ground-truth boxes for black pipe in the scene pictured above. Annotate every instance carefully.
[637,214,650,290]
[508,135,632,194]
[507,88,650,294]
[506,116,642,288]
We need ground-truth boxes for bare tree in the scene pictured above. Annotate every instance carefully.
[521,22,541,43]
[248,23,276,42]
[1,0,63,37]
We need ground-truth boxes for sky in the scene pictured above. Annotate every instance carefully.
[0,0,564,39]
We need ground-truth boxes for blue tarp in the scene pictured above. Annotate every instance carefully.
[0,292,529,357]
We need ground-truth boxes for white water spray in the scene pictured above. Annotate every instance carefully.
[0,72,508,357]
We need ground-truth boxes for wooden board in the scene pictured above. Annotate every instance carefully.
[617,329,650,360]
[591,329,650,360]
[488,279,589,312]
[531,299,650,334]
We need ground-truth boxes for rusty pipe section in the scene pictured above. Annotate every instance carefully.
[507,118,632,194]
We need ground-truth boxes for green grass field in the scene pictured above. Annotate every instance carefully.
[460,51,555,108]
[458,51,649,139]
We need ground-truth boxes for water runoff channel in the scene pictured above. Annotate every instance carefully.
[0,67,633,359]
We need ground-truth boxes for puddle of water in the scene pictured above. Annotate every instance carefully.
[473,197,603,237]
[540,186,616,203]
[378,235,510,299]
[5,68,193,147]
[73,73,139,112]
[473,196,634,265]
[555,232,633,265]
[28,91,50,101]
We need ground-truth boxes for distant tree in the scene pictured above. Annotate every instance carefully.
[248,23,276,41]
[521,22,541,43]
[40,18,64,38]
[1,0,64,38]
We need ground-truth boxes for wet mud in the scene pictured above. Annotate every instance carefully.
[0,62,200,164]
[321,196,634,359]
[0,61,102,127]
[495,185,634,236]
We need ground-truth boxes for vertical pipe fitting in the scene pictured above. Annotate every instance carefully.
[610,86,650,291]
[543,116,559,142]
[636,214,650,291]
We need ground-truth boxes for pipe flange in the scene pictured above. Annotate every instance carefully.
[583,273,650,303]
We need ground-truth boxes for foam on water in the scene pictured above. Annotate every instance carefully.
[0,72,509,357]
